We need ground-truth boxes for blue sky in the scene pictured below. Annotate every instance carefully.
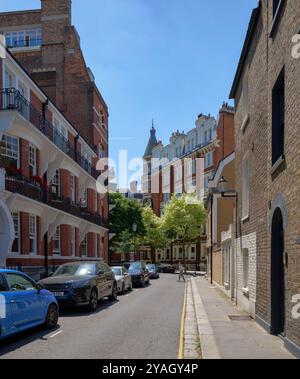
[0,0,257,184]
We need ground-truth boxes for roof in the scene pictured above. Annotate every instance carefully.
[229,2,261,99]
[0,269,21,274]
[144,126,158,158]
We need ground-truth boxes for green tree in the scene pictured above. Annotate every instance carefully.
[115,230,134,262]
[109,193,145,254]
[140,207,167,262]
[162,194,207,263]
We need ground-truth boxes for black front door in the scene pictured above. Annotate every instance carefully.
[271,208,285,336]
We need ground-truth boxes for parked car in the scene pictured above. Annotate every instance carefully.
[157,264,176,274]
[0,269,59,341]
[128,262,150,288]
[111,266,132,294]
[146,264,160,279]
[39,262,118,311]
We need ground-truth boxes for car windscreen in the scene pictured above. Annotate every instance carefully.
[112,268,122,276]
[53,264,95,277]
[147,265,155,270]
[128,262,141,271]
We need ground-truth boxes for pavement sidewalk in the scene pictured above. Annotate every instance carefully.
[191,277,295,359]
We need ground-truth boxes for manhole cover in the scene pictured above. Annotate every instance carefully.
[228,315,252,321]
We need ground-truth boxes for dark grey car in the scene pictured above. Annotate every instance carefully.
[39,262,118,311]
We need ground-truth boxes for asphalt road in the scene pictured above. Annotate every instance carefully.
[0,274,185,359]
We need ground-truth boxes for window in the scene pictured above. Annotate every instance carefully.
[163,171,169,186]
[243,249,249,290]
[11,212,20,253]
[29,145,37,176]
[4,29,42,48]
[70,175,76,204]
[1,135,19,167]
[29,215,37,255]
[51,170,60,196]
[272,67,285,166]
[95,235,99,257]
[242,158,250,220]
[53,119,68,153]
[53,226,61,255]
[81,189,88,208]
[5,273,35,291]
[204,131,208,144]
[82,148,92,174]
[81,235,88,257]
[71,227,76,257]
[4,69,15,88]
[209,128,212,141]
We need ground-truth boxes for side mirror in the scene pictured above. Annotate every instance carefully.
[36,283,45,292]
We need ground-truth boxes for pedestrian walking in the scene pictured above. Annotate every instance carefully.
[178,263,186,282]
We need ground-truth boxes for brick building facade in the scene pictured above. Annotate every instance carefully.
[0,0,109,269]
[230,0,300,357]
[0,13,109,280]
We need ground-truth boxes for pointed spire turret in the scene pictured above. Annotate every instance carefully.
[144,121,158,158]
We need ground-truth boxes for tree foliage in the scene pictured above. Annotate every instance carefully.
[162,194,207,244]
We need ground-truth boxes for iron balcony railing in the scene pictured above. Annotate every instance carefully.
[5,174,108,228]
[0,88,100,180]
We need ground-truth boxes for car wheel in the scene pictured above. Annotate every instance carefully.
[89,288,98,312]
[109,283,118,302]
[45,304,59,329]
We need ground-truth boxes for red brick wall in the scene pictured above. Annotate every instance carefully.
[213,110,235,169]
[87,233,95,258]
[60,169,71,199]
[87,189,96,213]
[61,225,71,256]
[20,139,30,178]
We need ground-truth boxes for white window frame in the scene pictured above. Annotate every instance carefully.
[81,235,88,257]
[29,145,37,176]
[71,227,76,257]
[53,226,61,256]
[4,29,42,48]
[1,134,19,168]
[29,215,37,255]
[70,174,76,204]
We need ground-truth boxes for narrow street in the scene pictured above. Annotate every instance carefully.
[0,274,185,359]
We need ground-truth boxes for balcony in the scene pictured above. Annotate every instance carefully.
[4,174,108,228]
[0,89,100,180]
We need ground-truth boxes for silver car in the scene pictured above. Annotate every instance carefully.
[111,267,133,294]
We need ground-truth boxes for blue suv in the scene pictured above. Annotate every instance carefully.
[0,270,59,341]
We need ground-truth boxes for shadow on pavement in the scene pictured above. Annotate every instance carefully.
[0,324,61,356]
